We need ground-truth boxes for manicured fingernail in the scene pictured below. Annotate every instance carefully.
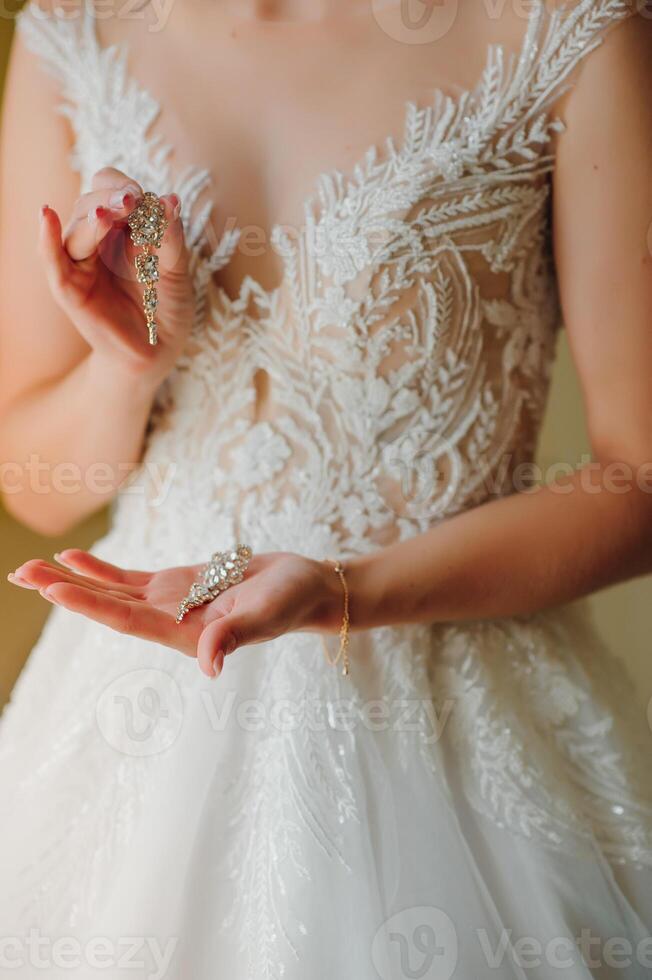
[169,194,181,220]
[110,184,141,209]
[53,552,71,568]
[211,652,223,677]
[39,587,57,604]
[109,190,130,210]
[87,205,107,224]
[7,573,37,590]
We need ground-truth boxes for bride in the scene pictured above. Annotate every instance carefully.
[1,0,651,976]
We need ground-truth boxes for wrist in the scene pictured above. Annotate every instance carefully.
[343,553,384,631]
[307,553,382,634]
[307,558,347,633]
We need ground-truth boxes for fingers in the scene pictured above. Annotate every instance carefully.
[90,168,143,195]
[42,582,178,646]
[54,549,152,586]
[63,192,186,283]
[196,615,253,678]
[9,559,145,600]
[46,163,186,297]
[64,190,140,263]
[63,206,115,264]
[62,168,143,262]
[39,201,129,307]
[158,194,187,276]
[39,205,79,299]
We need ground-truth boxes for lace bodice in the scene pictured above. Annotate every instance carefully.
[18,0,633,559]
[4,8,652,966]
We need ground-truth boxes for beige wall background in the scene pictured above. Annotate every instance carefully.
[0,13,650,709]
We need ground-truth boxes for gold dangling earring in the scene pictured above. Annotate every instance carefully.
[127,192,168,346]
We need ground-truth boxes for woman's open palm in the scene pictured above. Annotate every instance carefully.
[9,550,338,678]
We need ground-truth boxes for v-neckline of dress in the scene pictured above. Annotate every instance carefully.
[75,0,548,307]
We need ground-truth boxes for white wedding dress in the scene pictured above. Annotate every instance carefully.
[1,1,651,977]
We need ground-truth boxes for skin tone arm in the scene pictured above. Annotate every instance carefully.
[9,18,652,678]
[0,23,194,537]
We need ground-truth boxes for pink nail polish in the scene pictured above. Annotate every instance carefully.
[110,185,141,210]
[169,194,181,220]
[109,191,129,210]
[7,573,37,590]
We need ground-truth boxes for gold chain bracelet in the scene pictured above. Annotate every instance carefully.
[321,559,350,677]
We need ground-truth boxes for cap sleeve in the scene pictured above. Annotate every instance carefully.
[16,1,161,189]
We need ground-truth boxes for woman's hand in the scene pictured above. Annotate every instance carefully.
[41,167,194,389]
[8,551,343,678]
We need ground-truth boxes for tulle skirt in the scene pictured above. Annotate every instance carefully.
[1,527,651,979]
